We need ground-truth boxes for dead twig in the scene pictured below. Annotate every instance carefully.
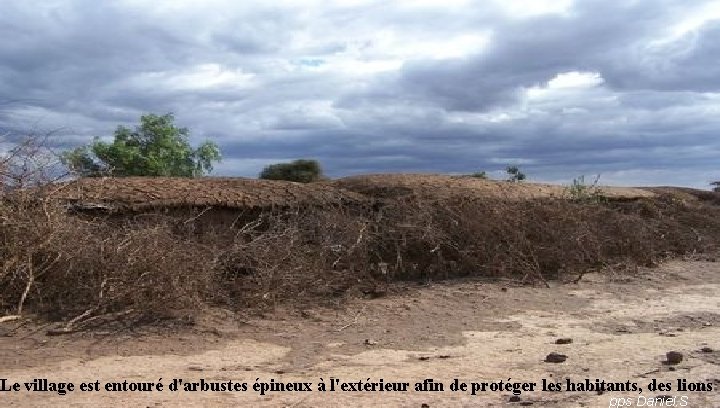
[337,310,362,332]
[46,308,135,336]
[0,315,21,323]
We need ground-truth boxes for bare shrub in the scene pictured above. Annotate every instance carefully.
[210,204,380,308]
[206,193,720,310]
[4,189,720,325]
[3,133,720,327]
[359,196,655,284]
[1,134,221,329]
[0,132,65,189]
[1,194,221,326]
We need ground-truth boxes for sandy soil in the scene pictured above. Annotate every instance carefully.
[1,259,719,407]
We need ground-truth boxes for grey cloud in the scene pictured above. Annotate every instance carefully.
[1,0,719,187]
[600,21,720,91]
[344,0,705,111]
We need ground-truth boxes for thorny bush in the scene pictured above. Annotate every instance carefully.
[2,138,720,327]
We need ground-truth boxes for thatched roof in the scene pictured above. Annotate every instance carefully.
[333,174,657,200]
[45,177,368,213]
[12,174,670,216]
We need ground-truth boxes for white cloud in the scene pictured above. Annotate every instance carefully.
[125,64,257,91]
[492,0,573,17]
[548,71,604,89]
[669,1,720,37]
[372,31,491,60]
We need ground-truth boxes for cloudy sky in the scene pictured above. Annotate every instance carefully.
[1,0,720,187]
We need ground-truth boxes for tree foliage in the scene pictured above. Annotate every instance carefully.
[506,165,526,182]
[61,113,221,177]
[711,181,720,192]
[259,159,324,183]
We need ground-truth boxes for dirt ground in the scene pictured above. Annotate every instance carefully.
[1,259,719,407]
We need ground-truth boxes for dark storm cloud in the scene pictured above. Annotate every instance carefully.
[1,0,719,187]
[344,0,702,111]
[599,21,720,92]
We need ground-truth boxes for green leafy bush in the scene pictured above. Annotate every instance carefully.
[259,159,324,183]
[564,175,607,203]
[61,113,221,177]
[506,165,526,182]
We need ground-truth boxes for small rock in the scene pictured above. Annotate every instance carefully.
[421,404,430,408]
[615,327,631,333]
[509,396,521,402]
[545,352,567,363]
[364,339,378,346]
[555,338,573,345]
[668,367,676,372]
[418,356,430,361]
[666,351,683,365]
[700,347,714,353]
[520,402,534,406]
[187,366,204,372]
[501,287,508,292]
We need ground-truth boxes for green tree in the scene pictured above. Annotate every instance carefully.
[61,113,221,177]
[259,159,324,183]
[506,165,526,182]
[711,181,720,192]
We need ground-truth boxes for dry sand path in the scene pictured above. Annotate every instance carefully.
[2,260,719,407]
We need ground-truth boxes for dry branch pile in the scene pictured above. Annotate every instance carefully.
[1,143,720,328]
